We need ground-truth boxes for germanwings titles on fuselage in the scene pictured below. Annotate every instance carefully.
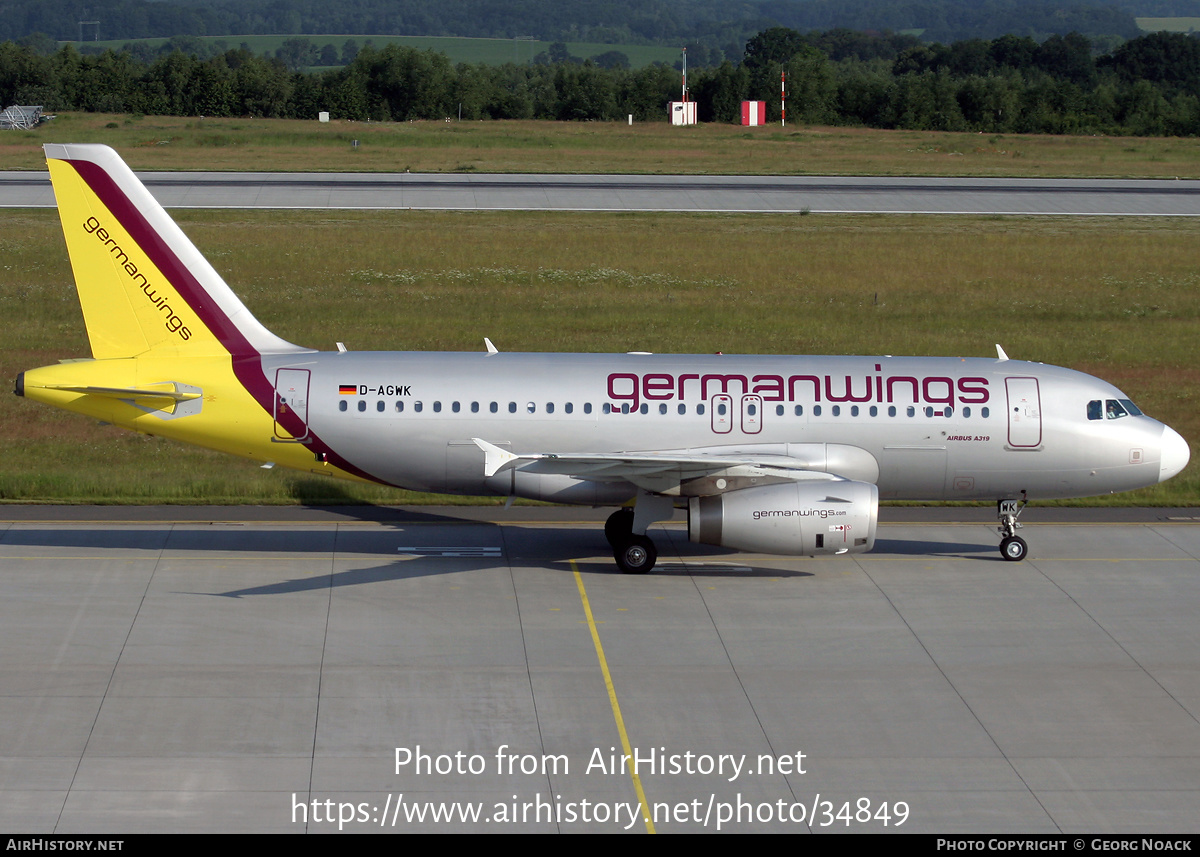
[16,144,1191,573]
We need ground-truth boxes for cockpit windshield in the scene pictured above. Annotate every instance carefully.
[1087,399,1144,420]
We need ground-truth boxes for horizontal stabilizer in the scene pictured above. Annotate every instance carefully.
[43,383,201,414]
[47,384,200,402]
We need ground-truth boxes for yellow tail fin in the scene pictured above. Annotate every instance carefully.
[44,143,304,359]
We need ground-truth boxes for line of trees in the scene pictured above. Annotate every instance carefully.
[4,28,1200,135]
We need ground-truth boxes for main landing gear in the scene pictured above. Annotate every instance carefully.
[997,494,1028,562]
[606,507,657,574]
[605,493,673,574]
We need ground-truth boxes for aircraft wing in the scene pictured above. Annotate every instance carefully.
[471,438,858,496]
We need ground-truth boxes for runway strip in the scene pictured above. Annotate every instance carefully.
[5,170,1200,214]
[1,509,1197,832]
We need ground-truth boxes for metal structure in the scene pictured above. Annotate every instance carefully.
[0,106,45,130]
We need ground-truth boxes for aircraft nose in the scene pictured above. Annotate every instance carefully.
[1160,425,1190,482]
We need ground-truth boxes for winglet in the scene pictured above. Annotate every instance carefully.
[472,438,519,477]
[995,344,1009,361]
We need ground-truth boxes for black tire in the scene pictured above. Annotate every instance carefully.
[1000,535,1028,562]
[614,534,657,574]
[604,507,635,549]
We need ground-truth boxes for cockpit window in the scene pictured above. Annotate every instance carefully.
[1089,399,1144,420]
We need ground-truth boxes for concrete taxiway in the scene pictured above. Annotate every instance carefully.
[5,171,1200,215]
[1,506,1198,833]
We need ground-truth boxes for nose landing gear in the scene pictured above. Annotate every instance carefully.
[997,494,1028,561]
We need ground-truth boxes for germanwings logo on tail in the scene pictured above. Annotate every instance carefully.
[82,215,193,341]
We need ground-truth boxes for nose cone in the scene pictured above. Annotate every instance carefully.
[1160,425,1190,482]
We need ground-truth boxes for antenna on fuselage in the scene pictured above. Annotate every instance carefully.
[995,344,1009,361]
[484,337,499,355]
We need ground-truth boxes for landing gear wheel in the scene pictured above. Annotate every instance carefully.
[604,507,634,549]
[614,534,657,574]
[1000,536,1028,562]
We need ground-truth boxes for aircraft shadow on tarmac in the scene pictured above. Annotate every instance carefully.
[872,537,999,557]
[0,517,1005,601]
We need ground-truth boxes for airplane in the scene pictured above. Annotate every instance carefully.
[15,143,1191,573]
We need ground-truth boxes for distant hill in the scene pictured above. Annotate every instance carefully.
[0,0,1146,52]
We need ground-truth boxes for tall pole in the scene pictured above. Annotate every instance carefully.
[681,47,688,102]
[781,69,786,126]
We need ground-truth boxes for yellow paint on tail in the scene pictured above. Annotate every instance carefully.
[47,158,227,360]
[21,145,367,485]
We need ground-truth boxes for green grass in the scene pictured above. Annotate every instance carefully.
[2,209,1196,505]
[69,34,680,69]
[8,115,1200,178]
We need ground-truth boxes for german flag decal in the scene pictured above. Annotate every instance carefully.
[339,385,357,395]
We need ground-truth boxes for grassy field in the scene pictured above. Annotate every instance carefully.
[1136,17,1200,32]
[2,209,1196,505]
[5,114,1200,177]
[70,34,680,69]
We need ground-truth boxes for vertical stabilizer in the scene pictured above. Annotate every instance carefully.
[44,143,308,359]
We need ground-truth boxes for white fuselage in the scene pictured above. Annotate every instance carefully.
[262,351,1181,503]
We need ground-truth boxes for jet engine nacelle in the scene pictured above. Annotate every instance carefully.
[688,480,878,556]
